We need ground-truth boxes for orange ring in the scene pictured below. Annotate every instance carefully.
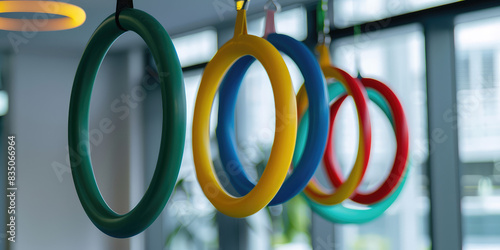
[0,1,85,31]
[301,45,372,206]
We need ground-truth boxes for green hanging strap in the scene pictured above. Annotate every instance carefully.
[354,24,362,78]
[316,0,329,43]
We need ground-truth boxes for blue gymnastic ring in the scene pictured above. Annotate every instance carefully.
[216,33,329,205]
[298,82,410,224]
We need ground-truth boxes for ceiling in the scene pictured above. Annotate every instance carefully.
[0,0,316,53]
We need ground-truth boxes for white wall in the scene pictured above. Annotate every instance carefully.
[4,47,147,250]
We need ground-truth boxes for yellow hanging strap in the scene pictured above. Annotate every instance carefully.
[234,9,248,37]
[235,0,248,11]
[316,44,332,67]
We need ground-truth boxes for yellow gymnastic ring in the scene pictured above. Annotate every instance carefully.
[192,9,297,217]
[0,1,85,31]
[300,45,370,205]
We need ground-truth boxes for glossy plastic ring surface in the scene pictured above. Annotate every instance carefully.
[301,45,371,206]
[216,33,329,205]
[192,10,297,217]
[325,78,409,204]
[69,9,185,238]
[299,83,409,223]
[0,1,85,31]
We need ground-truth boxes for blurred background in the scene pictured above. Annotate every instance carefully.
[0,0,499,249]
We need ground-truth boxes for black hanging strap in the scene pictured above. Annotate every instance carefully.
[116,0,133,31]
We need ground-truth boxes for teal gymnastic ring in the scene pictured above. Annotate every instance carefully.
[68,9,185,237]
[296,82,410,224]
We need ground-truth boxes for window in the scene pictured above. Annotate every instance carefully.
[247,6,308,41]
[330,24,430,250]
[455,10,500,250]
[230,49,313,250]
[164,69,219,250]
[146,28,220,249]
[226,6,312,250]
[333,0,460,28]
[0,91,8,116]
[172,29,218,67]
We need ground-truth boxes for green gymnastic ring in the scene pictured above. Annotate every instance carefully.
[68,9,185,237]
[296,82,410,224]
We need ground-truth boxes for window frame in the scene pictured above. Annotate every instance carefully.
[146,1,500,249]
